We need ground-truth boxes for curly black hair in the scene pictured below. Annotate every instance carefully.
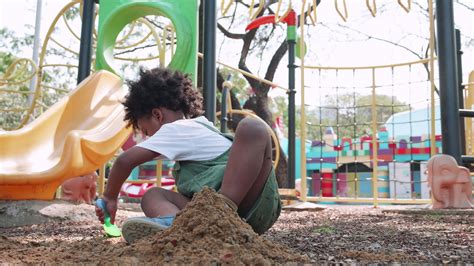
[123,67,203,130]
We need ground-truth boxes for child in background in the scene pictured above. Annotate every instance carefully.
[95,67,281,243]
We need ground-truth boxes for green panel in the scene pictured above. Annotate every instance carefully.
[356,150,370,156]
[96,0,198,83]
[342,150,356,156]
[287,25,296,41]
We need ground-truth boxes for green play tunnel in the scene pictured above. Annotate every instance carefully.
[95,0,198,81]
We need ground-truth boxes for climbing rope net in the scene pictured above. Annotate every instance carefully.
[303,60,440,200]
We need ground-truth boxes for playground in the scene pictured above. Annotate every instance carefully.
[0,0,473,264]
[1,195,473,264]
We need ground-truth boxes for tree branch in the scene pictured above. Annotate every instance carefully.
[456,0,474,11]
[217,23,245,39]
[114,43,157,55]
[263,41,287,93]
[238,28,259,89]
[333,23,424,60]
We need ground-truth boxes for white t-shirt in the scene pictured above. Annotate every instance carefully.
[137,116,232,161]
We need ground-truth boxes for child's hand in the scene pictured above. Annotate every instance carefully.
[95,196,118,224]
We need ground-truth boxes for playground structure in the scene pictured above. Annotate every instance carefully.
[293,0,473,205]
[0,0,472,206]
[426,154,473,209]
[305,125,442,199]
[0,71,130,199]
[0,0,198,200]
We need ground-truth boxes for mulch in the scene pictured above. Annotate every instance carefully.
[0,202,472,264]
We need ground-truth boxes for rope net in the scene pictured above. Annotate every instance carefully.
[302,60,440,200]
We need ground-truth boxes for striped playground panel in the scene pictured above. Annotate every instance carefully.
[310,171,384,198]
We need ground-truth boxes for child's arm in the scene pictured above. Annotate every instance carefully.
[96,146,159,223]
[103,146,159,199]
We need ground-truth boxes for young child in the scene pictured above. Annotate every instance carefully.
[95,67,281,243]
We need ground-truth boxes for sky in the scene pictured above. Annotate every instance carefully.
[0,0,473,109]
[0,0,54,40]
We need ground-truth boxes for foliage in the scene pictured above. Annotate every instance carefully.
[0,28,34,129]
[0,51,15,73]
[0,27,55,130]
[0,28,34,52]
[273,96,319,140]
[217,67,250,105]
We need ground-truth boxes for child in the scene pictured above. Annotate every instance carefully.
[95,67,281,243]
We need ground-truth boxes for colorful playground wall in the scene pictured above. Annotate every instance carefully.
[277,105,443,200]
[303,126,441,199]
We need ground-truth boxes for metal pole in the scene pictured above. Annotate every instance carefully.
[287,11,297,189]
[435,0,461,164]
[77,0,95,84]
[220,87,228,133]
[455,29,466,157]
[299,2,307,201]
[220,75,232,133]
[202,0,217,123]
[29,0,42,105]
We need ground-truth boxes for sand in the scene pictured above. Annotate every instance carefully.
[0,188,308,264]
[101,187,309,264]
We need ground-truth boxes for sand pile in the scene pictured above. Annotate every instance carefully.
[101,187,309,264]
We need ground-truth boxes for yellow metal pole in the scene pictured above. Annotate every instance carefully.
[275,1,292,24]
[366,0,377,17]
[428,0,436,156]
[32,0,81,126]
[371,68,379,207]
[274,0,283,23]
[166,24,175,58]
[159,26,166,67]
[221,0,233,16]
[198,52,288,92]
[98,164,106,196]
[305,58,432,70]
[249,0,264,20]
[467,73,474,155]
[300,0,307,202]
[335,0,348,22]
[398,0,412,13]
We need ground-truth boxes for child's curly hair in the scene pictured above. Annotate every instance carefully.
[123,67,203,130]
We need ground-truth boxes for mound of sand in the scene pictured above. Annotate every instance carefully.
[101,187,309,264]
[0,188,308,264]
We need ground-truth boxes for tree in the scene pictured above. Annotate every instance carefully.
[318,93,410,138]
[213,0,472,187]
[274,93,410,141]
[0,51,15,74]
[0,28,35,130]
[213,1,320,187]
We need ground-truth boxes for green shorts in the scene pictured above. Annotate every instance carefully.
[172,120,281,235]
[240,168,281,234]
[174,157,281,234]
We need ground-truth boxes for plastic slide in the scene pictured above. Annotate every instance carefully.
[0,70,131,200]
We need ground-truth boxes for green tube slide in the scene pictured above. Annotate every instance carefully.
[95,0,198,82]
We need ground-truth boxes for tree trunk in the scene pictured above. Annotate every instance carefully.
[205,1,321,188]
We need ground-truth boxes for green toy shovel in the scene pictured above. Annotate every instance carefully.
[96,199,122,237]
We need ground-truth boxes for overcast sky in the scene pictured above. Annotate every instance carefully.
[1,0,472,108]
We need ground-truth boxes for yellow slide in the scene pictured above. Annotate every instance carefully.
[0,71,131,200]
